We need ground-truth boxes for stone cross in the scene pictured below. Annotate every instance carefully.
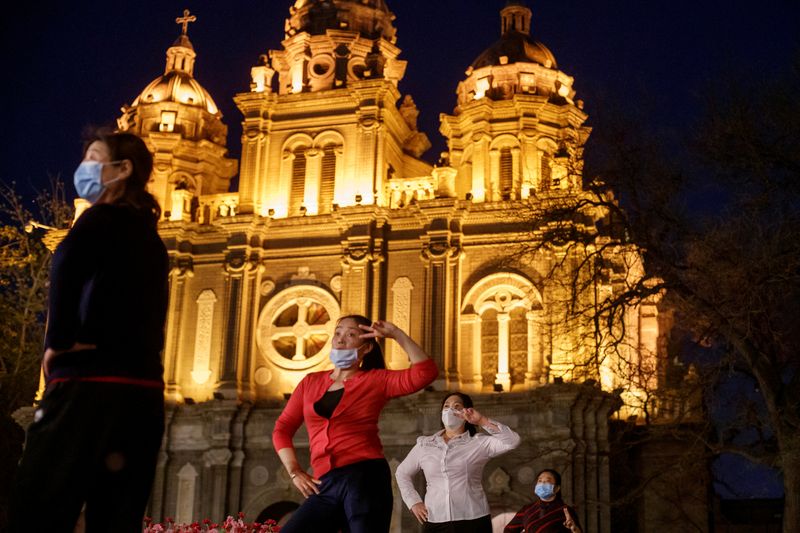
[175,9,197,36]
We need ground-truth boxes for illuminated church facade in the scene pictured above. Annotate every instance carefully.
[93,1,697,531]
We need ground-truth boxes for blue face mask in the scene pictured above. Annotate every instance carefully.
[329,347,360,368]
[73,160,121,203]
[535,482,556,500]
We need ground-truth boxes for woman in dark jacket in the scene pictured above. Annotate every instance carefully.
[10,131,169,533]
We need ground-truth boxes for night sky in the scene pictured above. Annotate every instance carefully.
[3,0,798,197]
[2,0,797,500]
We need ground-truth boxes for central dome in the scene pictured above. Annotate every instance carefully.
[471,32,557,70]
[287,0,397,42]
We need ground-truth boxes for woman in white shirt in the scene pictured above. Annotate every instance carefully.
[395,392,521,532]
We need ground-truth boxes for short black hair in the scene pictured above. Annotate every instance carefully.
[536,468,562,487]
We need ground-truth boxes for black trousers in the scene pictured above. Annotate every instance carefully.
[280,458,393,533]
[9,380,164,533]
[423,515,493,533]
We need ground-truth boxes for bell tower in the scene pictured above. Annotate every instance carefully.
[118,10,237,221]
[440,0,589,203]
[235,0,431,217]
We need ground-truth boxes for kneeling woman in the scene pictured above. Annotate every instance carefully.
[273,316,438,533]
[395,392,521,533]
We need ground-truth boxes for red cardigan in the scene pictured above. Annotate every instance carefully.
[273,359,438,478]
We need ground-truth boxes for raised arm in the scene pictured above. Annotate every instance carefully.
[360,320,438,397]
[459,407,521,457]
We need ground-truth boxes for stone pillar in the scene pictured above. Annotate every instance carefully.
[525,309,543,386]
[275,150,295,218]
[217,252,246,399]
[203,448,233,520]
[511,146,521,198]
[164,260,192,402]
[303,148,322,215]
[421,234,457,389]
[471,135,488,202]
[495,312,511,391]
[340,234,374,317]
[148,405,176,520]
[227,404,252,514]
[459,313,482,392]
[489,148,500,202]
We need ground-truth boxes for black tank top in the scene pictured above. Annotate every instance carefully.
[314,388,344,418]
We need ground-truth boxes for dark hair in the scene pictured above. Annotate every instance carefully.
[336,314,385,370]
[83,128,161,226]
[536,468,562,487]
[440,391,477,436]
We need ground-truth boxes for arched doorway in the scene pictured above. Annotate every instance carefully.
[256,501,299,527]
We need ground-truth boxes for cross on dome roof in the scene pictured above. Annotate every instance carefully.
[175,9,197,36]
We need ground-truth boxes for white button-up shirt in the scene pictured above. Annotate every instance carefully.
[395,421,521,523]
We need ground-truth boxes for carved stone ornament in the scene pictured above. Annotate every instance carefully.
[330,274,343,292]
[487,467,511,495]
[259,279,276,297]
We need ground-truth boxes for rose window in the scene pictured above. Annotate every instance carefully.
[256,285,340,370]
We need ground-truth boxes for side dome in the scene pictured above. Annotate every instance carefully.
[134,70,219,115]
[453,1,576,110]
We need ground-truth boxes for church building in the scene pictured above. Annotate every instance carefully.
[57,1,697,530]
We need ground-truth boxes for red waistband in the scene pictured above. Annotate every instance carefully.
[47,376,164,389]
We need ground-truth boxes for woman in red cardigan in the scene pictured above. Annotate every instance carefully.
[273,314,438,533]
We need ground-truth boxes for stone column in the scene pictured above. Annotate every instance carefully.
[489,148,500,202]
[459,313,482,392]
[421,235,457,389]
[511,146,521,198]
[148,405,176,520]
[203,448,233,519]
[525,309,543,386]
[164,259,192,402]
[495,312,511,391]
[217,252,246,399]
[303,147,322,215]
[340,235,374,317]
[275,150,295,218]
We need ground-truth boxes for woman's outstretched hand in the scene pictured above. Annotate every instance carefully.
[410,502,429,524]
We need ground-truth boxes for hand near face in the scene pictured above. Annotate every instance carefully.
[458,407,488,426]
[410,502,429,524]
[359,320,402,340]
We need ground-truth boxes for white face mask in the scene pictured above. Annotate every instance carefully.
[441,408,464,430]
[330,347,360,368]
